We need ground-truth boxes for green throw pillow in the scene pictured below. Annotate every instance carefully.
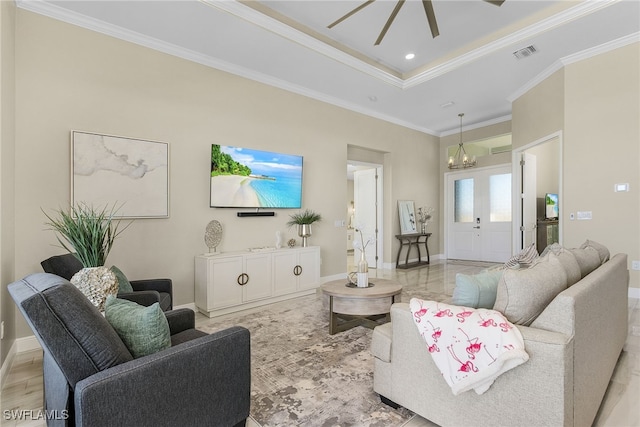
[104,296,171,358]
[110,265,134,293]
[451,269,503,309]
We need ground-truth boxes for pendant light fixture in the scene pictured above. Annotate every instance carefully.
[448,113,477,169]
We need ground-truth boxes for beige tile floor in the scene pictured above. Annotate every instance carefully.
[2,258,639,427]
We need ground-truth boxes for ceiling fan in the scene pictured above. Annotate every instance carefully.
[328,0,506,46]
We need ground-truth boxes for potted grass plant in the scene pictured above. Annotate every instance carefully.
[43,202,130,310]
[286,209,322,247]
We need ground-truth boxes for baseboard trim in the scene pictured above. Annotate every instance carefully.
[0,341,17,389]
[0,336,42,390]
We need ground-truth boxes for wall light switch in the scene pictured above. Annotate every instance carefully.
[615,183,630,192]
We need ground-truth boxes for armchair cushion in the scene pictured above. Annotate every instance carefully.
[8,273,133,387]
[41,253,173,311]
[40,253,83,281]
[109,265,134,292]
[104,296,171,358]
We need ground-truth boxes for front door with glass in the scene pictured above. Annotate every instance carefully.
[446,165,512,262]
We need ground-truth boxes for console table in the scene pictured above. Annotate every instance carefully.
[395,233,431,269]
[195,246,320,317]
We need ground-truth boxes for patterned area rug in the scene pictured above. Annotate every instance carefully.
[198,292,417,427]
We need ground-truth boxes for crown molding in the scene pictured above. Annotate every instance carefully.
[438,115,512,138]
[201,0,405,89]
[209,0,623,90]
[507,31,640,102]
[15,0,437,135]
[404,0,621,89]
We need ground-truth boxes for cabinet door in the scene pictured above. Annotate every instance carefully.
[243,253,272,302]
[297,248,320,291]
[210,256,244,309]
[272,252,298,296]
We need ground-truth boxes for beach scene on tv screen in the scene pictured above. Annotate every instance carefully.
[210,145,303,208]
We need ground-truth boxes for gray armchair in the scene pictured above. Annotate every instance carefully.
[41,253,172,311]
[9,273,250,427]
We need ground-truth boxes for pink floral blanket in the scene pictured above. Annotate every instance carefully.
[410,298,529,395]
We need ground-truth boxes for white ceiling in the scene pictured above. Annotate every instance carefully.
[18,0,640,135]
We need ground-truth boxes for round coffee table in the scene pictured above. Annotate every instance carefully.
[321,278,402,335]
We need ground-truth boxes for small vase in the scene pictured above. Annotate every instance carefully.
[298,224,312,247]
[70,266,118,312]
[357,251,369,288]
[421,223,427,234]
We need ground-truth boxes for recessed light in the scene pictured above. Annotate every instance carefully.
[405,53,415,60]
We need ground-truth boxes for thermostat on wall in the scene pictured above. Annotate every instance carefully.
[614,183,629,192]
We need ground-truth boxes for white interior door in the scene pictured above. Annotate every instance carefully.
[354,168,380,268]
[446,165,512,262]
[521,152,537,250]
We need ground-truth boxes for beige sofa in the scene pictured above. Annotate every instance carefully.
[372,252,629,427]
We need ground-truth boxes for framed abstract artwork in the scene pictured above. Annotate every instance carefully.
[71,131,170,218]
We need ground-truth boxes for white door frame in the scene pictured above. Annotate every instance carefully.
[350,161,384,269]
[511,131,563,253]
[444,163,512,261]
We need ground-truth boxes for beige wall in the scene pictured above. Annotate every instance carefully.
[513,43,640,289]
[11,10,438,338]
[1,0,17,366]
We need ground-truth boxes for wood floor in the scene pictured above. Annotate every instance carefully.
[2,259,639,427]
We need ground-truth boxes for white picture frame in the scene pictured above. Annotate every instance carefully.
[398,200,417,234]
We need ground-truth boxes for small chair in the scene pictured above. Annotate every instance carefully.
[9,273,251,427]
[41,253,172,311]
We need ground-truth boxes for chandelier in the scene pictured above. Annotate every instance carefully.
[448,113,477,169]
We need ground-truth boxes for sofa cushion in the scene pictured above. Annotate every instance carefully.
[541,243,581,286]
[580,239,609,264]
[105,296,171,358]
[504,242,538,269]
[493,253,568,326]
[110,265,134,293]
[452,269,503,309]
[568,246,601,278]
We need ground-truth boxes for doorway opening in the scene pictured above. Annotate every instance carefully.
[512,131,562,254]
[347,161,383,272]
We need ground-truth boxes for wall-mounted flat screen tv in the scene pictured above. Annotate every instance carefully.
[545,193,559,219]
[210,144,303,208]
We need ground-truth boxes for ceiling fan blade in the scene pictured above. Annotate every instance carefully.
[484,0,506,6]
[375,0,406,46]
[421,0,439,38]
[328,0,376,29]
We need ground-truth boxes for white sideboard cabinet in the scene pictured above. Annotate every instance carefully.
[195,246,320,317]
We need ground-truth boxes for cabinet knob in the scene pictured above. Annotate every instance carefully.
[293,265,302,276]
[237,273,249,286]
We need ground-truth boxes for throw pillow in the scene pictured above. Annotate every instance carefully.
[104,296,171,358]
[493,253,568,326]
[540,243,581,286]
[580,239,610,264]
[568,246,601,278]
[504,242,538,269]
[451,269,503,309]
[110,265,134,293]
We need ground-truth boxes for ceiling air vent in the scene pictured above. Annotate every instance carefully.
[513,45,538,60]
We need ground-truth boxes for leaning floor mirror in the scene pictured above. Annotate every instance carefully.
[398,200,417,234]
